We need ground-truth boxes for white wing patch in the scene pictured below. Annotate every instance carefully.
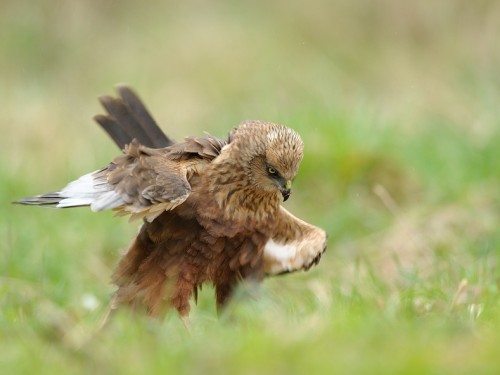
[53,169,190,222]
[263,235,326,275]
[56,171,124,211]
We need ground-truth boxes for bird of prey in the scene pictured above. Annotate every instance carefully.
[17,86,327,319]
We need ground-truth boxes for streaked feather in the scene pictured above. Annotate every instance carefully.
[15,86,327,320]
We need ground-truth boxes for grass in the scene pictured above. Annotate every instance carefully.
[1,0,499,374]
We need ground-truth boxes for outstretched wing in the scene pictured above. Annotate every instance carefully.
[263,207,327,275]
[16,136,227,222]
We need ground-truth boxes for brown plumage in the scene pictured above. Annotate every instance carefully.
[17,86,327,319]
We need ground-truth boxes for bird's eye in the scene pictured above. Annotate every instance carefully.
[268,166,277,175]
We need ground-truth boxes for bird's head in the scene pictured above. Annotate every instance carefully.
[231,121,304,202]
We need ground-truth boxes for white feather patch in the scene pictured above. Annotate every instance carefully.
[263,239,299,274]
[55,171,121,210]
[263,234,326,275]
[60,172,106,195]
[57,197,94,207]
[91,190,124,211]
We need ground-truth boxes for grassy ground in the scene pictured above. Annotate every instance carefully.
[1,1,499,374]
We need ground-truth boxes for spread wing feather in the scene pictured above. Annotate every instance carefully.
[94,86,174,150]
[17,84,228,221]
[263,207,327,275]
[16,136,226,222]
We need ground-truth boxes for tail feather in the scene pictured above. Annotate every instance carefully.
[94,86,175,150]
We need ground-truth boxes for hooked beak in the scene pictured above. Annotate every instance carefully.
[281,180,292,201]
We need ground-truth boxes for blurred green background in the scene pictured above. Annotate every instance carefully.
[1,0,499,374]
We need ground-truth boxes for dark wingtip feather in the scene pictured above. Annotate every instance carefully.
[117,85,175,148]
[94,86,175,149]
[93,114,129,150]
[14,193,62,207]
